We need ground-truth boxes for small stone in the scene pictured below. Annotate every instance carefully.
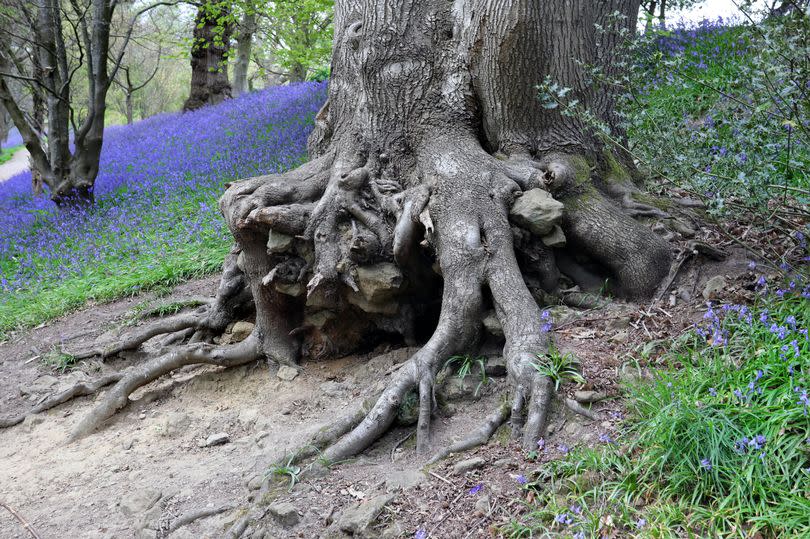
[385,470,426,492]
[246,474,263,491]
[266,230,294,253]
[509,188,564,236]
[319,381,345,398]
[610,330,629,344]
[482,311,504,337]
[268,501,300,527]
[230,321,255,343]
[540,225,567,247]
[492,458,515,469]
[22,414,44,431]
[474,495,491,515]
[441,376,476,401]
[277,365,299,381]
[355,263,403,303]
[573,391,607,404]
[122,439,135,450]
[453,457,485,475]
[484,357,507,377]
[607,317,631,330]
[202,432,230,447]
[157,412,190,438]
[120,489,161,517]
[702,275,727,300]
[337,494,396,535]
[237,408,259,427]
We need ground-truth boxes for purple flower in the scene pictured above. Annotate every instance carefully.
[708,387,717,397]
[598,433,614,444]
[554,512,574,525]
[636,517,647,528]
[537,438,546,450]
[415,529,427,539]
[558,443,570,455]
[468,483,483,495]
[516,475,528,485]
[700,458,712,471]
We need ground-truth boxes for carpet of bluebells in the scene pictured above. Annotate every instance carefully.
[0,82,326,335]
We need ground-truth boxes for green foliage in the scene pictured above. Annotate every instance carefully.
[0,144,22,165]
[42,346,78,373]
[255,0,333,81]
[266,454,302,491]
[532,345,585,391]
[445,354,489,397]
[507,282,810,537]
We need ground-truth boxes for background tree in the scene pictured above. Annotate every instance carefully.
[253,0,333,82]
[232,0,257,95]
[183,0,233,111]
[0,0,169,206]
[0,103,10,152]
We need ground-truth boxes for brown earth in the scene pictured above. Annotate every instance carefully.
[0,244,757,539]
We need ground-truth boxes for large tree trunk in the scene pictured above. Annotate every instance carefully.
[218,0,671,459]
[184,2,233,111]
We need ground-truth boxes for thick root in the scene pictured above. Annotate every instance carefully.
[68,336,260,441]
[427,403,510,465]
[0,373,124,429]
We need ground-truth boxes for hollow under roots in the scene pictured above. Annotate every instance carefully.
[2,145,672,467]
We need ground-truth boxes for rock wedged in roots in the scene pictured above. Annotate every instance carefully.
[4,0,676,471]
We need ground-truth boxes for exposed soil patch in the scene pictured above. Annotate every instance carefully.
[0,245,757,538]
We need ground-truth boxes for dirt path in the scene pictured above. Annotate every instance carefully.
[0,148,29,183]
[0,257,743,538]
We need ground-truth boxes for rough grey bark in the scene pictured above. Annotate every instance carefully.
[218,0,671,459]
[183,2,233,111]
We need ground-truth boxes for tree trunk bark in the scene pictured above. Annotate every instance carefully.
[184,2,233,111]
[232,8,256,96]
[126,91,133,125]
[219,0,671,459]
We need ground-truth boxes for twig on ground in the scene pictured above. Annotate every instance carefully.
[0,501,42,539]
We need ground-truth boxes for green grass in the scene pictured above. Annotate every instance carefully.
[0,144,23,165]
[505,285,810,538]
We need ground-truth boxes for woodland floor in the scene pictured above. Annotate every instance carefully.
[0,247,753,539]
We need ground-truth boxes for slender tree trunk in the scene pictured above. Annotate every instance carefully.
[219,0,671,461]
[126,91,133,125]
[184,2,233,111]
[233,8,256,96]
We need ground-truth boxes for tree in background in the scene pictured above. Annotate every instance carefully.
[253,0,333,82]
[0,0,167,206]
[232,0,257,95]
[184,0,233,111]
[0,103,10,152]
[641,0,702,27]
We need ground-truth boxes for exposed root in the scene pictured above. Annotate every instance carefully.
[166,505,233,536]
[565,398,599,421]
[427,403,510,465]
[71,311,205,360]
[0,373,124,429]
[68,336,260,442]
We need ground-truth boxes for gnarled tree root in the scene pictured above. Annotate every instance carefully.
[0,373,124,428]
[68,336,260,442]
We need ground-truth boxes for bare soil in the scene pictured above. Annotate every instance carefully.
[0,247,756,539]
